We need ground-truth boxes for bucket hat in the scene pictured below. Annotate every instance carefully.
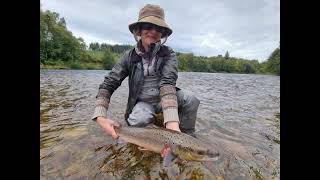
[129,4,172,38]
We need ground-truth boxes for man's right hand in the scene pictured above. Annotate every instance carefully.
[96,117,120,139]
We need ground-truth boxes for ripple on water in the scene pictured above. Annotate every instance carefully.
[40,70,280,179]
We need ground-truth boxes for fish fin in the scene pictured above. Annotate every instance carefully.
[163,151,177,167]
[162,146,178,167]
[115,137,126,145]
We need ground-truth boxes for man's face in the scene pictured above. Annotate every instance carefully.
[140,23,163,46]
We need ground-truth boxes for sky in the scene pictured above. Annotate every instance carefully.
[41,0,280,62]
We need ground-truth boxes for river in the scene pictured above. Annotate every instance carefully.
[40,70,280,180]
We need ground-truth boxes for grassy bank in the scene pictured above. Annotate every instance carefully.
[40,50,107,70]
[40,60,103,70]
[40,61,278,76]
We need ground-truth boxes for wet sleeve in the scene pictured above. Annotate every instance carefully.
[91,51,130,120]
[160,85,180,125]
[159,47,179,125]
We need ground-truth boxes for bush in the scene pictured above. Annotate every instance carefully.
[101,49,116,70]
[69,61,83,69]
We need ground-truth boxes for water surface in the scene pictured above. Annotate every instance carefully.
[40,70,280,180]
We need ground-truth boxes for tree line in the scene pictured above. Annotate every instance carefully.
[40,8,279,75]
[89,42,133,54]
[176,46,279,75]
[40,9,85,63]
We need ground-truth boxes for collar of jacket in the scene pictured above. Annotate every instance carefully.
[134,40,161,59]
[131,42,171,63]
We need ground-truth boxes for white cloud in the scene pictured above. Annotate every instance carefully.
[197,33,233,50]
[41,0,280,62]
[71,30,120,45]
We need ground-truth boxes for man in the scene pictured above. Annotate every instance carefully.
[92,4,200,140]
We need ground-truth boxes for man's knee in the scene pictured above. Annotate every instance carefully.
[177,90,200,110]
[127,102,155,126]
[177,90,199,133]
[189,95,200,109]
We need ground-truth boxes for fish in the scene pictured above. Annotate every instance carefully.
[114,125,220,166]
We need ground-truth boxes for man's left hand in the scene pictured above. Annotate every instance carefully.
[165,121,181,132]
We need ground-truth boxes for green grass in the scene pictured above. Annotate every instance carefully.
[69,61,83,69]
[41,60,104,70]
[80,62,103,69]
[41,60,69,69]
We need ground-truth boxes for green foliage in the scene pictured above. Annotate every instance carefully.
[40,8,279,75]
[175,46,280,75]
[257,46,280,75]
[89,42,100,51]
[177,54,259,74]
[69,61,83,69]
[265,47,280,75]
[40,8,86,63]
[86,50,104,62]
[101,49,116,70]
[89,42,133,54]
[224,51,230,60]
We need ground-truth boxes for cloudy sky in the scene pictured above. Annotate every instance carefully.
[41,0,279,62]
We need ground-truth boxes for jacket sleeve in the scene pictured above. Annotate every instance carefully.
[91,50,130,120]
[159,47,178,87]
[159,47,179,125]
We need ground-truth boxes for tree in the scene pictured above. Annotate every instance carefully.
[77,37,87,50]
[101,49,116,70]
[265,47,280,75]
[100,43,108,51]
[224,51,230,60]
[242,63,256,73]
[40,8,89,63]
[58,17,66,28]
[89,42,100,51]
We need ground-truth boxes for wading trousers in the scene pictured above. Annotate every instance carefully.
[127,90,200,135]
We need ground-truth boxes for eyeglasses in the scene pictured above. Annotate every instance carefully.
[140,23,166,34]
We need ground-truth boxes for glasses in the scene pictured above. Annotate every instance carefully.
[140,23,166,34]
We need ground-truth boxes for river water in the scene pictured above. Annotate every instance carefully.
[40,70,280,180]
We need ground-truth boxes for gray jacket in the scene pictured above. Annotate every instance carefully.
[93,45,179,124]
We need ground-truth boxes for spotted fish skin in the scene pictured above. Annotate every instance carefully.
[114,126,219,161]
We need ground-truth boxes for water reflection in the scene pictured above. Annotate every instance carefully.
[40,70,280,179]
[94,143,220,180]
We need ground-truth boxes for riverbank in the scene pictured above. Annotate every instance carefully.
[40,61,103,70]
[40,65,276,76]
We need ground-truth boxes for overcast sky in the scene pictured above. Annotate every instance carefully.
[41,0,279,62]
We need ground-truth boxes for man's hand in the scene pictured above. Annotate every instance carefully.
[165,121,181,132]
[96,117,120,139]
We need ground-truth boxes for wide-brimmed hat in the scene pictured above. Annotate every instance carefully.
[129,4,172,38]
